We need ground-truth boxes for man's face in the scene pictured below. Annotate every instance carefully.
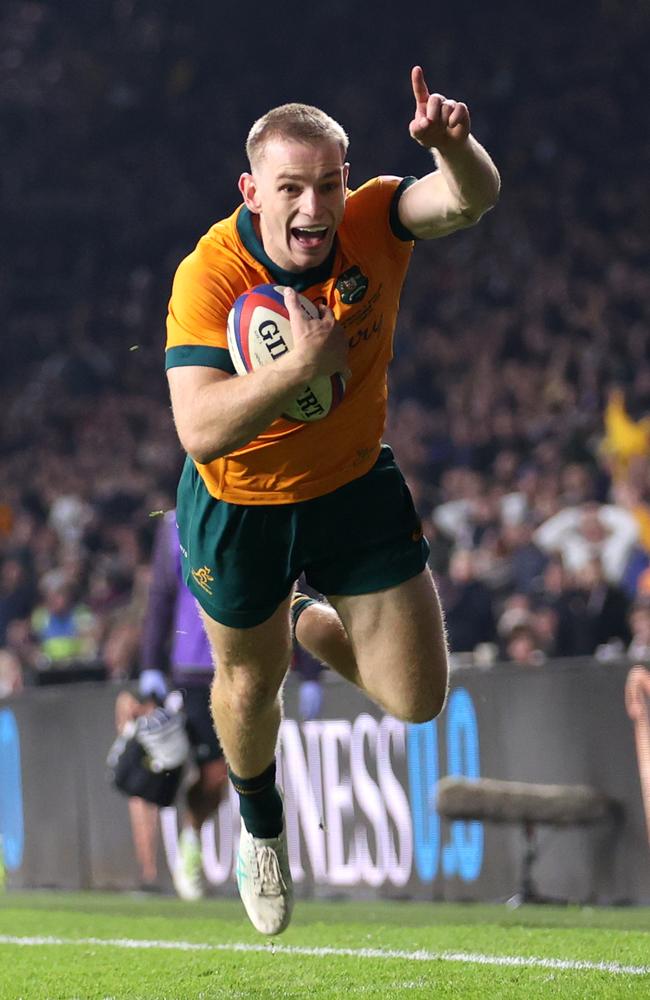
[239,138,348,272]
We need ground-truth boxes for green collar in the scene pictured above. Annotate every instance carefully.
[237,206,337,291]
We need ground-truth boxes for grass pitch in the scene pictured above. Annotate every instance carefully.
[0,891,648,999]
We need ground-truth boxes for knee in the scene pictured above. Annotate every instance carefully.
[392,657,449,724]
[400,686,448,725]
[212,664,285,720]
[296,601,340,645]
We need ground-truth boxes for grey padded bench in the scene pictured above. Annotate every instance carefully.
[436,776,620,904]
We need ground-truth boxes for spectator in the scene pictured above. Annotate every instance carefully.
[436,548,496,654]
[610,480,650,597]
[569,557,631,657]
[530,602,562,659]
[627,601,650,663]
[0,619,40,683]
[504,623,545,668]
[601,387,650,481]
[534,501,639,585]
[98,562,151,681]
[30,580,98,671]
[497,593,534,652]
[112,689,162,889]
[500,519,548,595]
[501,467,544,527]
[0,649,24,698]
[0,557,36,646]
[137,510,228,901]
[530,555,580,658]
[422,514,454,577]
[432,471,486,548]
[0,3,649,676]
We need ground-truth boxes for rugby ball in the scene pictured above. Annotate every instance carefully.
[227,283,346,422]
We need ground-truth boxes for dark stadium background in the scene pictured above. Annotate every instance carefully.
[1,0,650,902]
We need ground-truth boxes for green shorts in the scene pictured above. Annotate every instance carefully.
[176,445,429,628]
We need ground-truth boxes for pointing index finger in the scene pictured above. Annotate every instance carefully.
[411,65,429,106]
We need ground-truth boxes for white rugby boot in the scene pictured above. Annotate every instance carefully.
[173,827,204,901]
[236,817,294,935]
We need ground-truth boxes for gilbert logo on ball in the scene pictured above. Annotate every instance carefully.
[227,284,346,422]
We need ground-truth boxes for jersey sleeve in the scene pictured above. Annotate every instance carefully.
[165,241,237,374]
[388,176,419,241]
[344,175,418,259]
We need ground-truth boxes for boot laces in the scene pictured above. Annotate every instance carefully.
[254,845,286,896]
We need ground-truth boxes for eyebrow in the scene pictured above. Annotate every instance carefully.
[276,169,341,181]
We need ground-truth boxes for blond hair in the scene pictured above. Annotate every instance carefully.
[246,103,349,168]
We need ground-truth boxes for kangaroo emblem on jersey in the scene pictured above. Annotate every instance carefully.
[336,266,369,305]
[191,565,215,595]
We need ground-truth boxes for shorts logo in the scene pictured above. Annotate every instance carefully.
[191,565,214,595]
[336,266,369,305]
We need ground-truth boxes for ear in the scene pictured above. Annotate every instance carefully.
[342,162,350,188]
[239,172,261,213]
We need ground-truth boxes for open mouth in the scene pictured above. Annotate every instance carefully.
[290,225,329,249]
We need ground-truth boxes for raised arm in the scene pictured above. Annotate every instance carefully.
[397,66,500,240]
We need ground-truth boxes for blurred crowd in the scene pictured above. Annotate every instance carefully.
[2,1,650,695]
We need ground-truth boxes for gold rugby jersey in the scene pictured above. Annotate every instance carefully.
[166,175,416,504]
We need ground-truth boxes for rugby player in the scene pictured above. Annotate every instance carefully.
[165,66,500,934]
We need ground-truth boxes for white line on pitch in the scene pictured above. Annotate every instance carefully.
[0,935,648,976]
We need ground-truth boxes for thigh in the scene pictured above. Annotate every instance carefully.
[200,596,293,695]
[327,567,448,722]
[176,457,298,628]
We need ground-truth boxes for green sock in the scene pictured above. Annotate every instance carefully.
[290,592,318,637]
[229,760,283,839]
